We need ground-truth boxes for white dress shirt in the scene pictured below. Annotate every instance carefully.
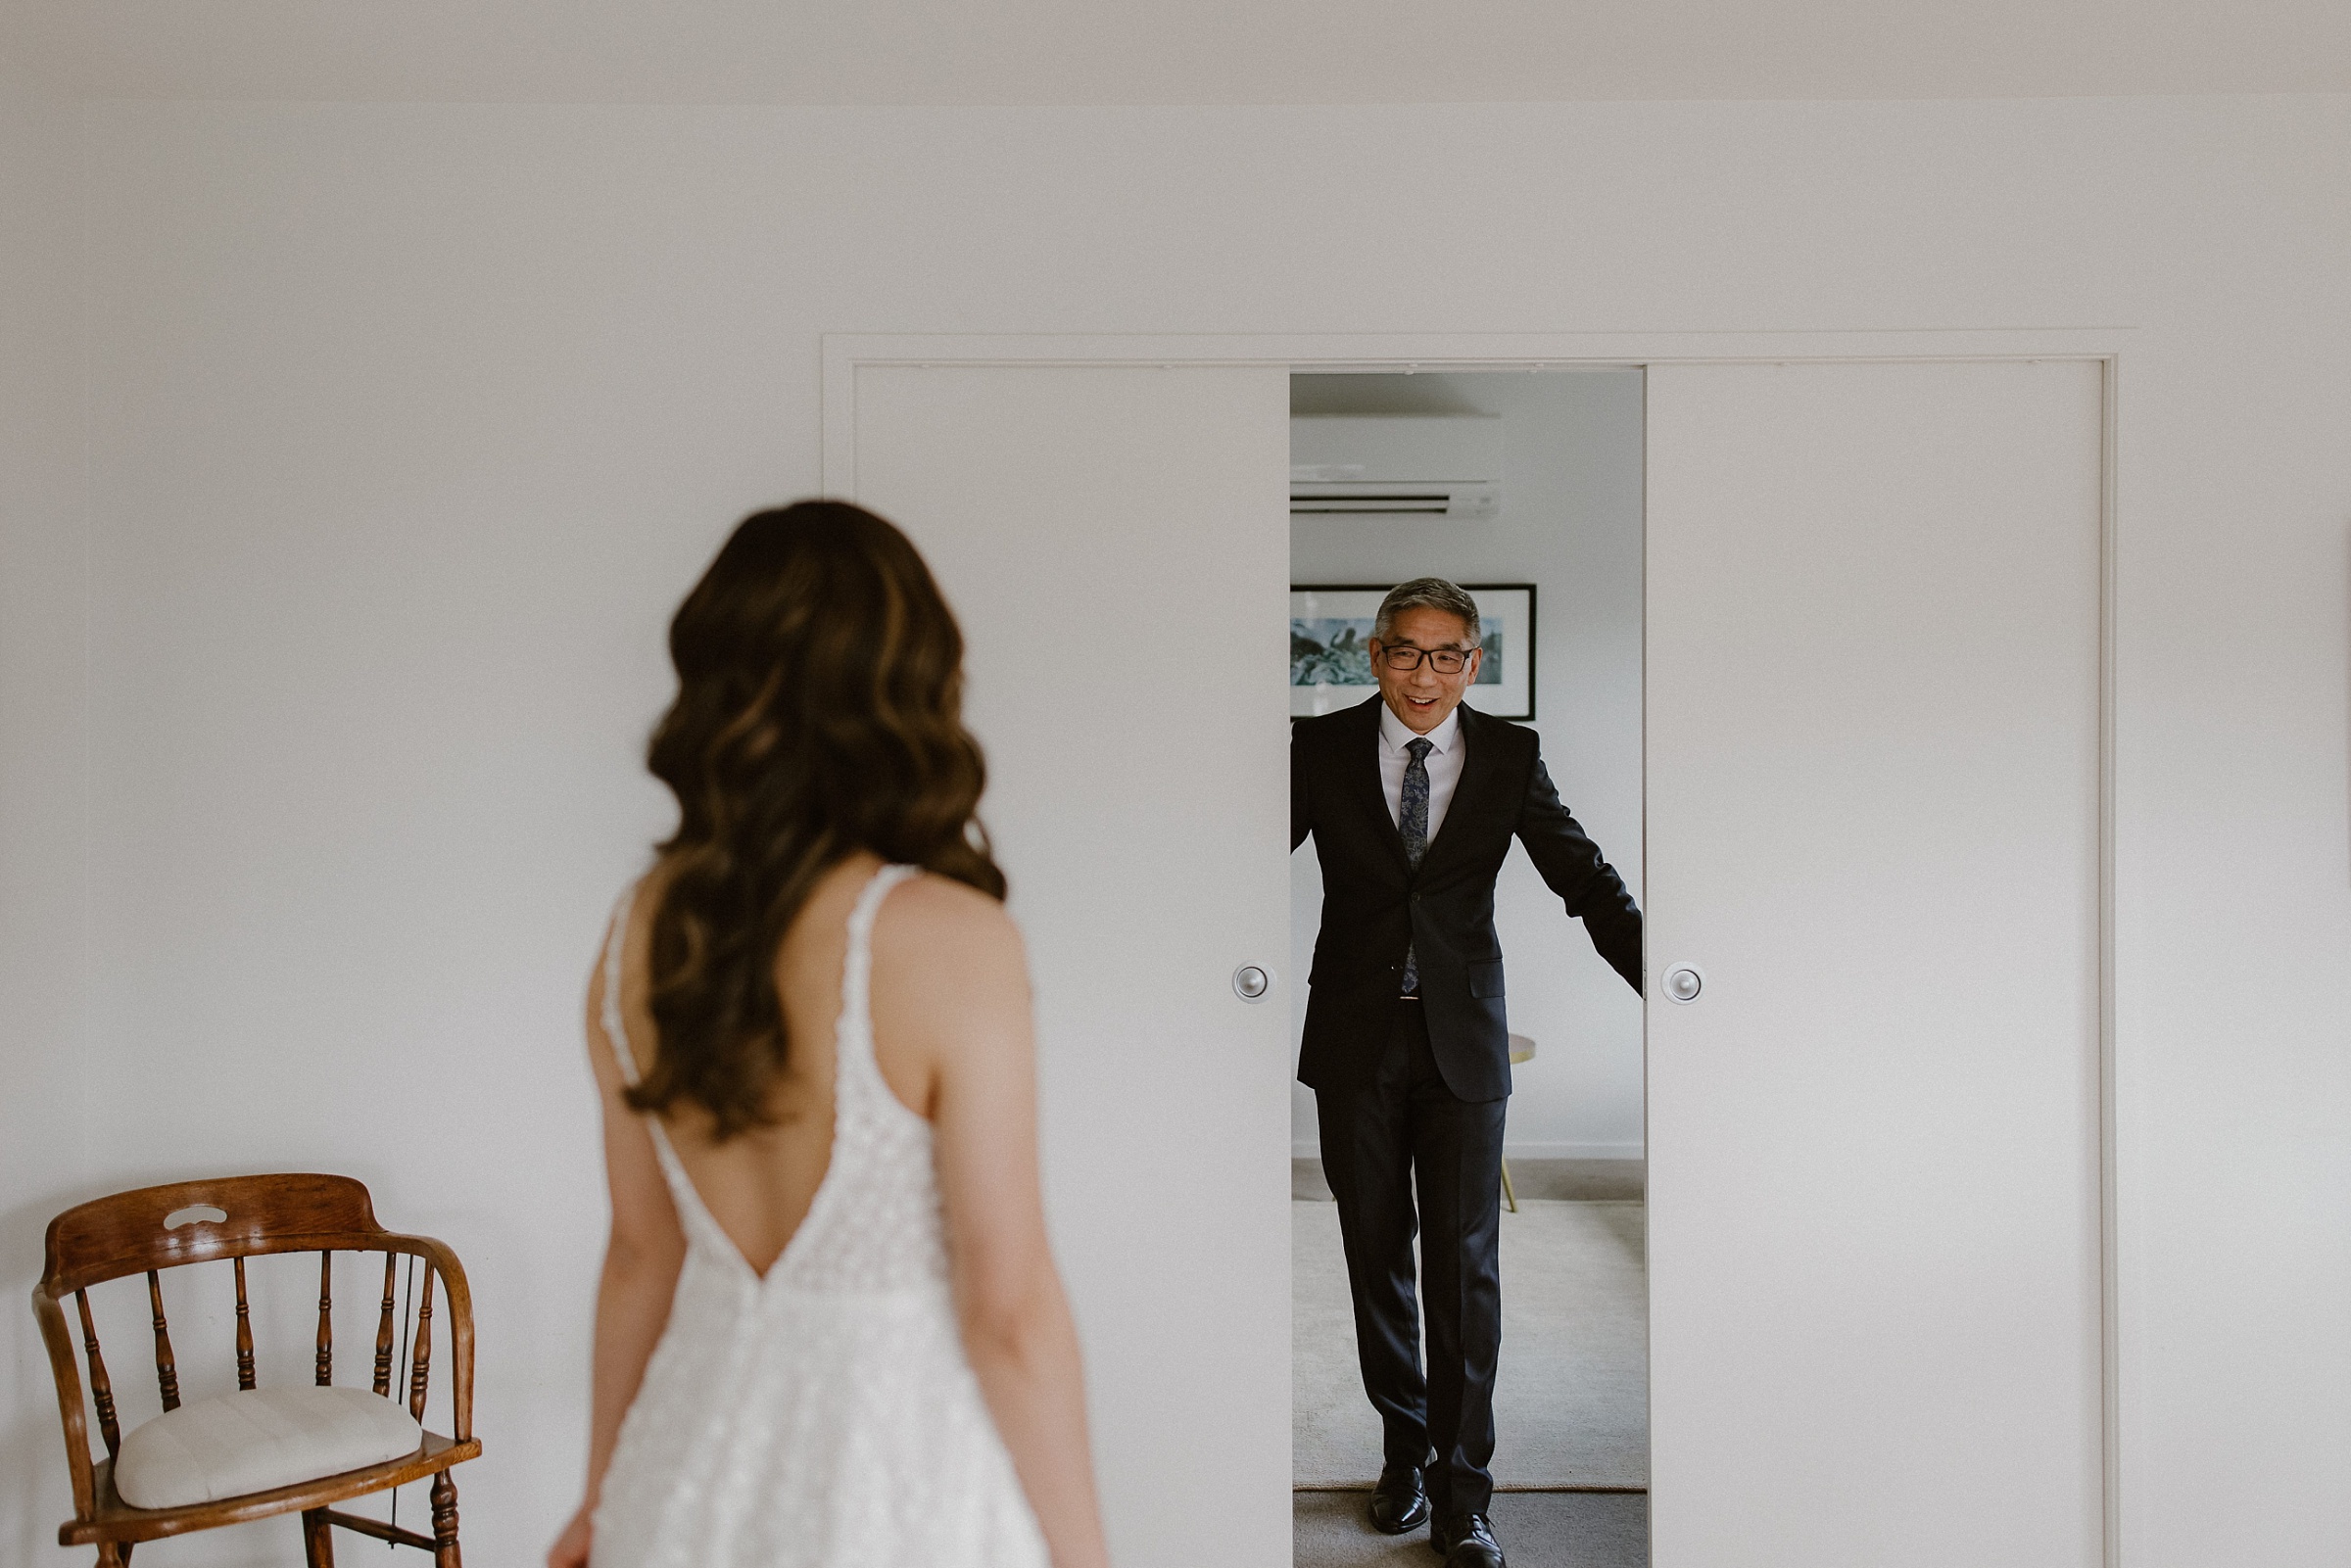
[1377,702,1465,842]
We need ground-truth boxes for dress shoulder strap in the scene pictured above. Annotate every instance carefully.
[838,864,920,1082]
[600,881,644,1086]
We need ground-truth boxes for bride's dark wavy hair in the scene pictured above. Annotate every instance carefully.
[629,500,1004,1138]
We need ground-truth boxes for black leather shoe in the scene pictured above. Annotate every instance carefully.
[1432,1510,1506,1568]
[1368,1465,1431,1535]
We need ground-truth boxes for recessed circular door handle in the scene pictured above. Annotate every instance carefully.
[1232,965,1272,1002]
[1664,965,1704,1003]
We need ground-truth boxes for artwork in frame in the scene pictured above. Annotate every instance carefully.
[1290,584,1536,721]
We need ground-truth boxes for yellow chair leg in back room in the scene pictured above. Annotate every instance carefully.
[1502,1034,1536,1213]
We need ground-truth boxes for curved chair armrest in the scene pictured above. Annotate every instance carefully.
[28,1283,98,1524]
[381,1234,475,1443]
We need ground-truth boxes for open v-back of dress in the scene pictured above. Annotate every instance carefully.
[590,864,1047,1568]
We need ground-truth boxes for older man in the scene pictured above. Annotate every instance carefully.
[1291,578,1642,1568]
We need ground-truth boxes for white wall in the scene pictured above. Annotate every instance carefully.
[0,95,2342,1567]
[1288,371,1646,1159]
[0,59,89,1563]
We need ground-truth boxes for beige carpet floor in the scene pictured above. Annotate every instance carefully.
[1294,1197,1649,1490]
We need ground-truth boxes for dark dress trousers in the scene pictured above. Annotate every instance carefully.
[1292,695,1642,1516]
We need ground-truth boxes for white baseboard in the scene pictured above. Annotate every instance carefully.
[1291,1140,1644,1162]
[1503,1141,1645,1162]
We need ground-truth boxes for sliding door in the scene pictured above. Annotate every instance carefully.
[848,363,1293,1567]
[1645,360,2106,1565]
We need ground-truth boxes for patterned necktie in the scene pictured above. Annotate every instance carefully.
[1400,736,1433,993]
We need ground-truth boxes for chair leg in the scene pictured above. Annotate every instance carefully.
[429,1470,461,1568]
[95,1544,128,1567]
[302,1507,336,1568]
[1501,1158,1517,1214]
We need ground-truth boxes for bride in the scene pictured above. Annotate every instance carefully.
[549,501,1108,1568]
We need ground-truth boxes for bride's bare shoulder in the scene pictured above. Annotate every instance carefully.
[871,872,1027,1003]
[882,871,1021,947]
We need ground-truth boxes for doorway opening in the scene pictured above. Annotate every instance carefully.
[1287,369,1650,1568]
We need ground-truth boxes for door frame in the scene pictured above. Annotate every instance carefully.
[822,327,2129,1566]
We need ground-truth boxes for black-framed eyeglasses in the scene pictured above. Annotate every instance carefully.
[1376,644,1475,674]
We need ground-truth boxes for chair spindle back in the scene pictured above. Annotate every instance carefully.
[145,1271,180,1411]
[234,1258,257,1391]
[408,1268,437,1422]
[72,1291,121,1460]
[374,1252,399,1396]
[316,1252,334,1385]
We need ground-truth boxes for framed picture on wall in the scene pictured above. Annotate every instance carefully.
[1290,583,1536,721]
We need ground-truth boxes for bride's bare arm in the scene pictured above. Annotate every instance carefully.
[549,941,689,1568]
[876,879,1111,1568]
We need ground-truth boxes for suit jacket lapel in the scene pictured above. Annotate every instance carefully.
[1348,696,1413,876]
[1417,703,1497,875]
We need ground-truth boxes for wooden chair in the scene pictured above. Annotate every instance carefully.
[31,1173,480,1567]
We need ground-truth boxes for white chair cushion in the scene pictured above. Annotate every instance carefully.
[114,1385,423,1509]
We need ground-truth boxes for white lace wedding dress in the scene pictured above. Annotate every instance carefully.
[591,865,1050,1568]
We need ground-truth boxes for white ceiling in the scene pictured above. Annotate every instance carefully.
[6,0,2348,105]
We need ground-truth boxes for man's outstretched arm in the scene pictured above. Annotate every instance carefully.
[1515,755,1642,993]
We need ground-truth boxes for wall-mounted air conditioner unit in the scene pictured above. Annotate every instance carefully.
[1290,415,1502,519]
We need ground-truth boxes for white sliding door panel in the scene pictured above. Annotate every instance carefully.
[849,364,1292,1568]
[1646,361,2105,1566]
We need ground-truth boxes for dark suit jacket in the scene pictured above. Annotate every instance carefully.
[1291,696,1642,1102]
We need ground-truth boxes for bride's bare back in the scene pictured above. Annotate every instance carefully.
[600,851,947,1276]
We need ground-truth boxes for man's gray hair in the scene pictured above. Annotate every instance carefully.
[1374,578,1481,645]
